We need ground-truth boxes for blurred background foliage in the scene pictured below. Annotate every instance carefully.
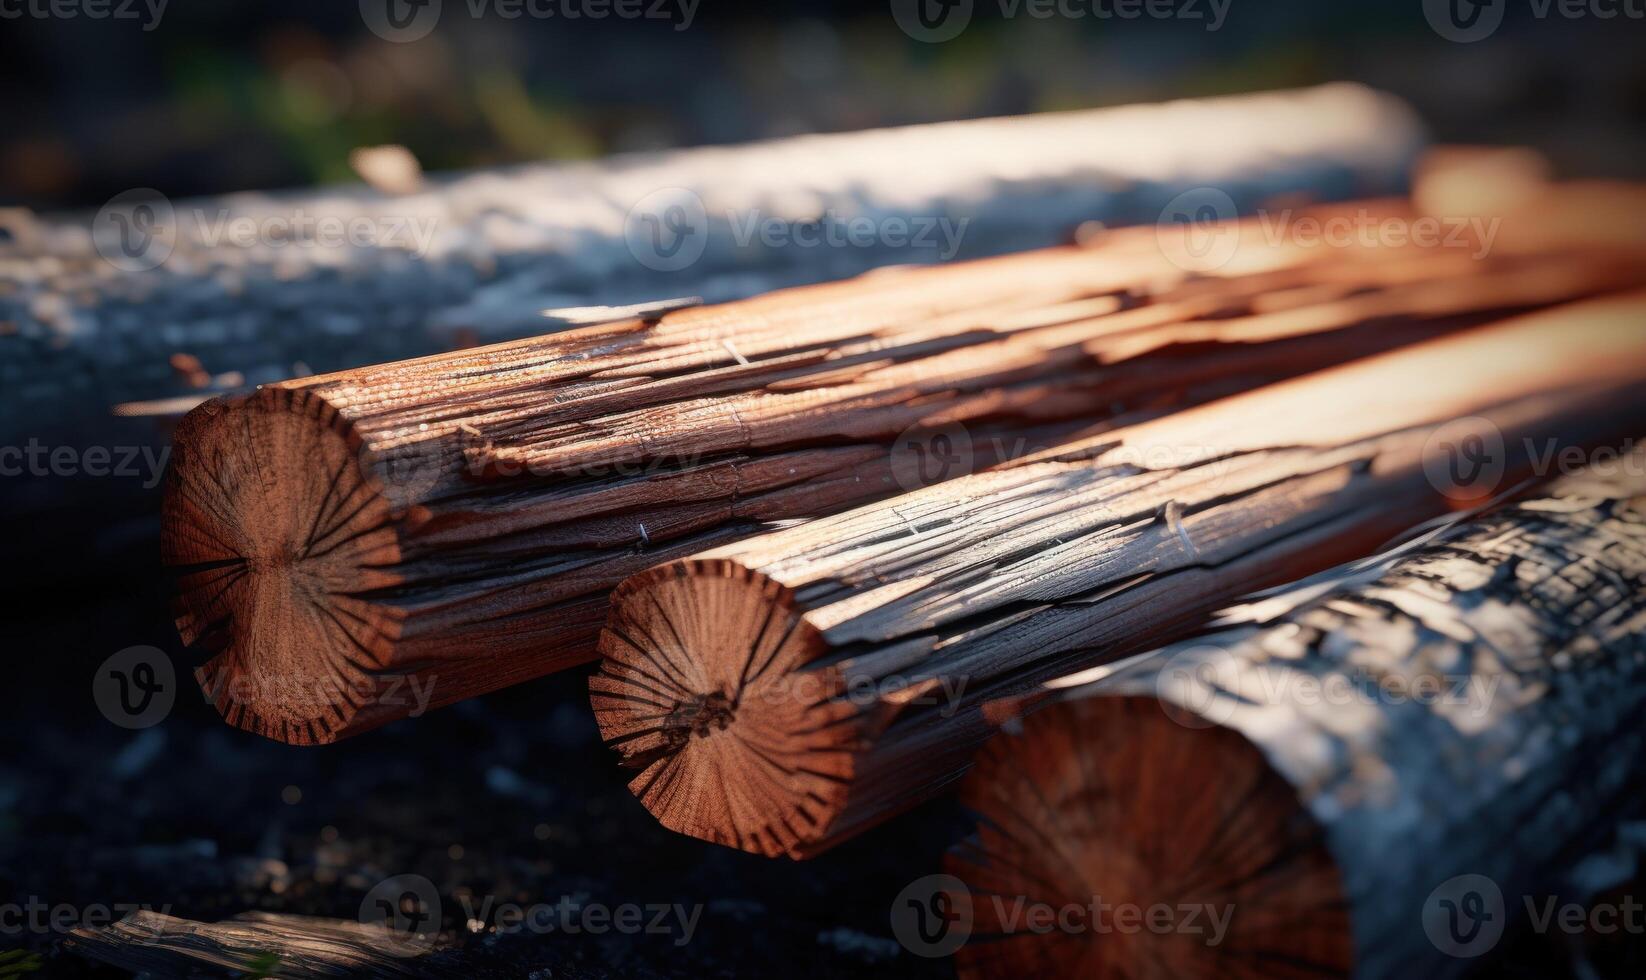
[1,0,1643,209]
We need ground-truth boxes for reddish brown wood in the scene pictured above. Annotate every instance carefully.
[593,293,1646,858]
[945,465,1646,978]
[164,178,1646,745]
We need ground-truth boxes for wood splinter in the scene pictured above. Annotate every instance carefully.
[162,192,1631,744]
[593,293,1646,859]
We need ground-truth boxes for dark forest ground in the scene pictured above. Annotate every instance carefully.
[1,524,1641,978]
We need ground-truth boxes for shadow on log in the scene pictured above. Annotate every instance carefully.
[157,181,1639,745]
[944,465,1646,978]
[594,292,1646,858]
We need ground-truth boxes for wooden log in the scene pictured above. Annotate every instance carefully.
[64,910,463,978]
[592,293,1646,858]
[943,464,1646,979]
[1,84,1420,466]
[8,86,1426,591]
[162,192,1642,746]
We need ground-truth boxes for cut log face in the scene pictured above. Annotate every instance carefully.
[162,184,1646,745]
[163,387,404,744]
[947,697,1352,979]
[944,466,1646,979]
[593,293,1646,859]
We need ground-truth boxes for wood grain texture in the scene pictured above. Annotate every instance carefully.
[64,911,463,978]
[4,84,1420,470]
[593,293,1646,858]
[947,465,1646,978]
[162,186,1638,745]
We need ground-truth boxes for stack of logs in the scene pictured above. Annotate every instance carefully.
[160,162,1646,973]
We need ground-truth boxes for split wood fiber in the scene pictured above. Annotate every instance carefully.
[163,188,1637,745]
[593,293,1646,858]
[945,465,1646,978]
[66,911,461,978]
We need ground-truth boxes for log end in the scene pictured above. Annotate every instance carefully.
[591,558,859,858]
[161,387,405,745]
[945,696,1353,979]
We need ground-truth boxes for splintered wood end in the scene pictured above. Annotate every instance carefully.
[591,558,861,858]
[161,386,406,745]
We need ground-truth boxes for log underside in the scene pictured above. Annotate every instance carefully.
[160,187,1643,745]
[593,294,1646,858]
[945,468,1646,979]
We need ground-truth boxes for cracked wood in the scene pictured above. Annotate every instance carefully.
[945,465,1646,978]
[593,292,1646,858]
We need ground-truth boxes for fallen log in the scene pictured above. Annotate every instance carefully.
[64,910,463,978]
[10,86,1425,590]
[2,84,1420,467]
[592,292,1646,858]
[943,464,1646,978]
[162,188,1641,745]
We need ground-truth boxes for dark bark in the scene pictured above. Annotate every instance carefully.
[946,465,1646,978]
